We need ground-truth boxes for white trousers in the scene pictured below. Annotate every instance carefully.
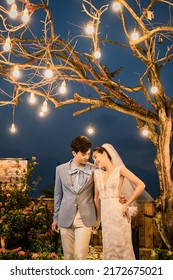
[60,210,92,260]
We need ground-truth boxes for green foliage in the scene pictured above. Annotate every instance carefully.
[154,248,173,260]
[0,157,62,260]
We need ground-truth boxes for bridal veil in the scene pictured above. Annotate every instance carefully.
[102,143,153,202]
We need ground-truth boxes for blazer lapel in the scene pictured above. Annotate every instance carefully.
[78,164,94,193]
[63,161,76,193]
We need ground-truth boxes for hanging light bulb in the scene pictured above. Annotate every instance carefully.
[142,124,149,137]
[150,85,158,94]
[22,8,30,23]
[3,37,11,52]
[93,48,101,59]
[9,3,18,18]
[7,0,15,4]
[12,65,20,78]
[29,92,36,104]
[85,21,94,35]
[39,111,45,117]
[158,34,163,44]
[112,1,121,12]
[10,123,16,133]
[59,81,66,94]
[44,64,53,78]
[41,100,48,113]
[87,123,95,135]
[131,28,140,41]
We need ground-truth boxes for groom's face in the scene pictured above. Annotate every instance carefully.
[73,149,91,166]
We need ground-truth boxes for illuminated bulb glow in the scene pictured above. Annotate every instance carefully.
[7,0,15,4]
[44,68,53,78]
[29,92,36,104]
[131,29,139,40]
[9,3,17,18]
[10,123,16,133]
[142,124,149,137]
[112,1,121,11]
[41,100,48,113]
[22,8,30,23]
[39,111,45,117]
[3,37,11,52]
[12,65,20,78]
[87,123,95,135]
[150,86,158,94]
[59,81,66,94]
[85,22,94,35]
[94,50,101,59]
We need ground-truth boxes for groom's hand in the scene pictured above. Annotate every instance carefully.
[92,218,101,234]
[119,195,127,204]
[52,222,60,233]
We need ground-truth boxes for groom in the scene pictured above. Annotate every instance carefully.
[52,135,97,260]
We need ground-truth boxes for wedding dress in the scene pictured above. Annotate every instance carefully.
[94,166,135,260]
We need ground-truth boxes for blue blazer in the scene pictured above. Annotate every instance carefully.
[53,161,97,227]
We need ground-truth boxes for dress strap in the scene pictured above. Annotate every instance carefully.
[117,174,124,197]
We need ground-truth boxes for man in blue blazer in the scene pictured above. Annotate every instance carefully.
[52,135,97,259]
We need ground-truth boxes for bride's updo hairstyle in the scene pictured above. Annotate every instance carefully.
[92,146,112,161]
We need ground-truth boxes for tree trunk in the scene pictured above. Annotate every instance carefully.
[153,114,173,250]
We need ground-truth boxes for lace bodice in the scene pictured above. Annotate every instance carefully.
[94,166,122,200]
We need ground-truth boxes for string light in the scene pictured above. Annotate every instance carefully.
[59,81,67,94]
[12,65,20,78]
[112,1,121,12]
[7,0,15,5]
[86,96,95,135]
[3,37,11,52]
[150,85,158,94]
[39,100,48,117]
[142,124,149,137]
[44,64,53,78]
[10,123,16,133]
[10,105,17,134]
[41,100,48,113]
[85,21,94,35]
[22,8,30,23]
[39,111,45,117]
[131,28,140,40]
[93,48,101,59]
[29,92,36,104]
[9,3,18,18]
[86,123,95,135]
[158,34,163,44]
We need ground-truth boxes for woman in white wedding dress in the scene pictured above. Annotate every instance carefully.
[92,144,146,260]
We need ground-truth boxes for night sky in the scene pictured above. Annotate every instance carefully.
[0,0,165,198]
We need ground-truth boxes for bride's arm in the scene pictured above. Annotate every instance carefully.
[93,171,101,223]
[120,165,145,206]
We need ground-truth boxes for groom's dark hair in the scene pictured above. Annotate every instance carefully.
[71,135,92,153]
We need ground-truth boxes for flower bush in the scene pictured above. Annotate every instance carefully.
[0,247,58,260]
[154,248,173,260]
[0,157,62,260]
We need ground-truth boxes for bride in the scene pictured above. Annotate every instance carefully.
[92,143,147,260]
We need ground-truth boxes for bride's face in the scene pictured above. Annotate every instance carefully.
[92,151,105,168]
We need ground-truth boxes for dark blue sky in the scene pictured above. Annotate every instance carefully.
[0,0,166,198]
